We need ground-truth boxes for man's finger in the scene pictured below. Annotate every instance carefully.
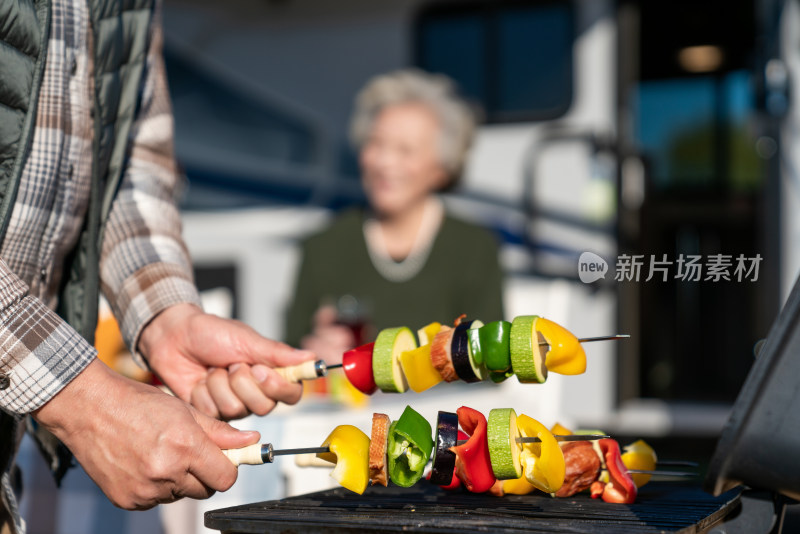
[206,368,249,420]
[264,343,316,369]
[168,475,216,502]
[252,365,304,405]
[229,364,277,416]
[186,412,260,493]
[193,409,260,450]
[190,381,221,419]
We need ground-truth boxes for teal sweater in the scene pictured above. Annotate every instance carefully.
[285,209,505,346]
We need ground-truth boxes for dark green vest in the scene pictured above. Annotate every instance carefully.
[0,0,156,483]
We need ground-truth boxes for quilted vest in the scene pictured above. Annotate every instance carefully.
[0,0,156,483]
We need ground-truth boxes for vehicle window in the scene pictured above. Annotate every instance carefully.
[636,70,760,192]
[415,1,574,122]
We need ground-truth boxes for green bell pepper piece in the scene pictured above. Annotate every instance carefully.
[479,320,512,373]
[489,370,514,383]
[387,406,434,487]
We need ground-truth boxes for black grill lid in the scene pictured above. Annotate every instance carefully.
[705,273,800,500]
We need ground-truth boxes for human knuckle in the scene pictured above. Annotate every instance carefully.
[142,462,169,483]
[251,398,275,417]
[143,449,182,483]
[126,483,162,510]
[109,493,137,510]
[283,385,303,405]
[229,369,251,389]
[220,402,248,421]
[219,468,238,491]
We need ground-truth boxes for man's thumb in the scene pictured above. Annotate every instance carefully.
[196,411,260,450]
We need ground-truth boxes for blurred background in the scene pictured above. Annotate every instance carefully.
[17,0,800,532]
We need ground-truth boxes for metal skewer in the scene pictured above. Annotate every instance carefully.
[223,443,332,466]
[522,434,609,443]
[656,460,699,467]
[273,446,332,457]
[452,434,609,445]
[569,334,630,344]
[627,469,697,478]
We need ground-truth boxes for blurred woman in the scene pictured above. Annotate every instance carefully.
[285,69,504,365]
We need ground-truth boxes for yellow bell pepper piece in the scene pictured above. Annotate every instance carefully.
[317,425,371,494]
[400,345,443,392]
[516,414,566,493]
[417,322,442,346]
[536,318,587,375]
[399,323,444,393]
[621,439,658,488]
[501,414,570,495]
[501,475,538,495]
[550,422,573,436]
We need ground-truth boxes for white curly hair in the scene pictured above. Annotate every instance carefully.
[349,69,478,187]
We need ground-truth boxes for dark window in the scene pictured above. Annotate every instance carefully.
[415,1,574,123]
[636,70,761,192]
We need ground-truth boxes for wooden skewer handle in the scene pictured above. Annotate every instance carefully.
[273,359,323,383]
[222,443,264,466]
[294,453,333,468]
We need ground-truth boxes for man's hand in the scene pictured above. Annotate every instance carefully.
[33,359,259,510]
[139,304,314,420]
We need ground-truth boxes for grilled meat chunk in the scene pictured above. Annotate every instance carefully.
[555,441,601,498]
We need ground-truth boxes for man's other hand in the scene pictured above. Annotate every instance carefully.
[33,359,259,510]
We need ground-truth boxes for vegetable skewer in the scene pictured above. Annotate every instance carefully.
[328,335,630,370]
[223,408,695,503]
[222,434,609,466]
[273,334,630,382]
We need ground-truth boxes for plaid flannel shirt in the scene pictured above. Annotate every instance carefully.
[0,0,201,416]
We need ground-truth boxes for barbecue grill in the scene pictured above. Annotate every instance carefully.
[205,482,739,533]
[205,275,800,533]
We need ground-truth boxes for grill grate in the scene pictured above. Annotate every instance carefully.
[205,482,741,534]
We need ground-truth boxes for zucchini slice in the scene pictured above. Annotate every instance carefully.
[372,326,416,393]
[487,408,523,479]
[509,315,548,384]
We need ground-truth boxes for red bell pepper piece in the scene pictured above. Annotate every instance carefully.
[342,342,377,394]
[590,438,638,504]
[450,406,496,493]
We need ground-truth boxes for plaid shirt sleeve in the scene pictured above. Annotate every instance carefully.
[0,260,97,414]
[99,1,201,366]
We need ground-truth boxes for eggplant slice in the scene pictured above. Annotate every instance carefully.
[429,411,459,485]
